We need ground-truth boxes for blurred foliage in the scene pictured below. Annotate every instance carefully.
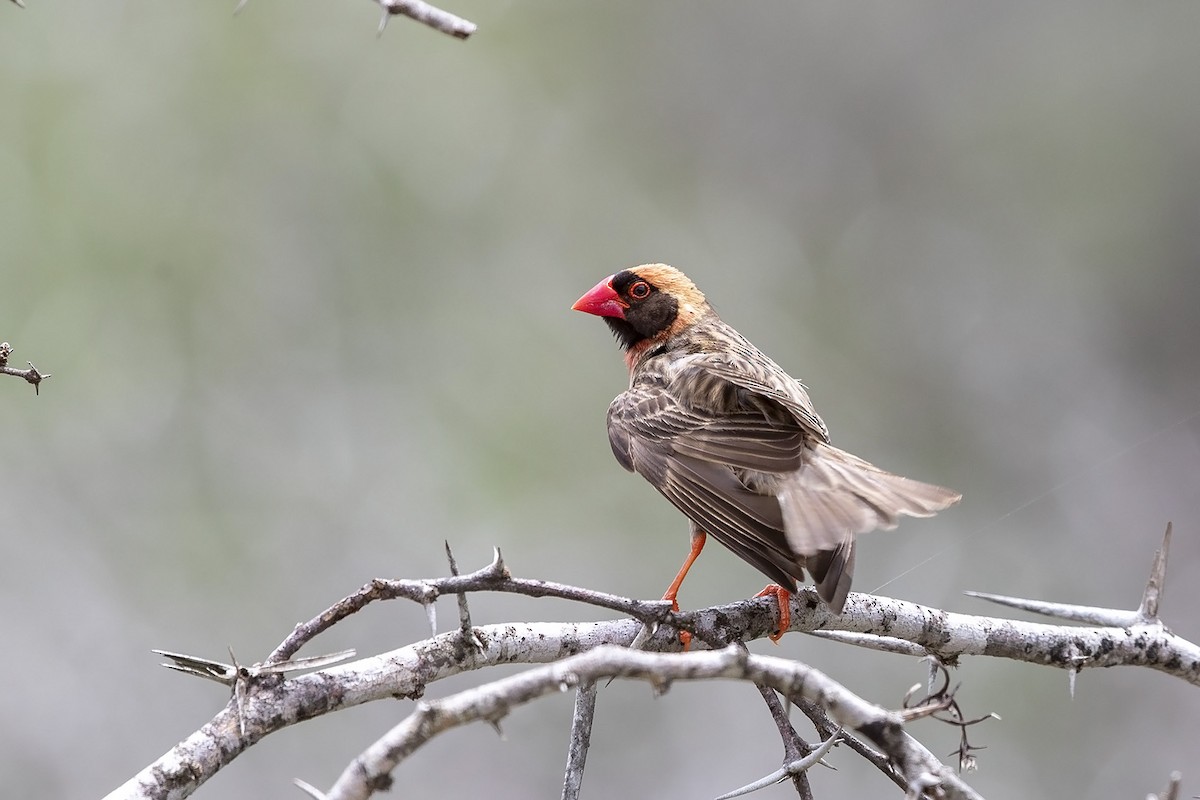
[3,2,1200,798]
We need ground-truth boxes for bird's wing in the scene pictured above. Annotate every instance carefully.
[680,349,831,444]
[607,386,804,589]
[607,385,804,474]
[673,349,958,546]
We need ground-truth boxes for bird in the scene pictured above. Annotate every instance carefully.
[572,263,960,642]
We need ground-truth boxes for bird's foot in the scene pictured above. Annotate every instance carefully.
[661,593,692,651]
[753,585,792,643]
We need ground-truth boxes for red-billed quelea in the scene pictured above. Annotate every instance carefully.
[572,264,960,641]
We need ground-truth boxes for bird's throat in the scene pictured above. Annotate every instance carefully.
[623,337,659,374]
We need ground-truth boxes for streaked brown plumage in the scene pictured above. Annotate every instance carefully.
[573,264,959,631]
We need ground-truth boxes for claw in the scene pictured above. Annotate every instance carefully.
[754,585,792,642]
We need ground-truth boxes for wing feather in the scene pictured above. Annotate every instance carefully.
[659,455,801,591]
[609,387,806,473]
[681,348,831,444]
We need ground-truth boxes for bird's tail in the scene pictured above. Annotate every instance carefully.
[804,534,857,615]
[778,442,961,614]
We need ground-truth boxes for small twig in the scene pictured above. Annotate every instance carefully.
[714,727,840,800]
[266,549,496,664]
[1148,769,1182,800]
[796,699,908,791]
[230,0,475,39]
[0,342,50,394]
[901,662,996,772]
[375,0,476,39]
[266,550,693,665]
[445,541,482,651]
[752,684,816,800]
[560,681,599,800]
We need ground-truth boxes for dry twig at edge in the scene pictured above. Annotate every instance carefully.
[1148,770,1182,800]
[230,0,476,39]
[731,686,822,800]
[0,342,50,394]
[374,0,476,39]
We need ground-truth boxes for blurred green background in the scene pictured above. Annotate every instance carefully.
[4,2,1200,798]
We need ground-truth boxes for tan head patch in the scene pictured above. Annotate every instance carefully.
[630,264,705,304]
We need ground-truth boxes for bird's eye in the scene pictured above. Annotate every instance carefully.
[629,280,651,300]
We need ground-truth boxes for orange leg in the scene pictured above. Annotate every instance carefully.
[661,530,706,650]
[754,584,792,643]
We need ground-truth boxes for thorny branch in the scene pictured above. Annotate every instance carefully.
[265,546,707,665]
[442,541,483,652]
[320,645,980,800]
[738,686,818,800]
[715,719,841,800]
[795,697,909,792]
[901,661,998,773]
[263,537,1200,684]
[106,524,1194,800]
[0,342,50,394]
[807,525,1200,688]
